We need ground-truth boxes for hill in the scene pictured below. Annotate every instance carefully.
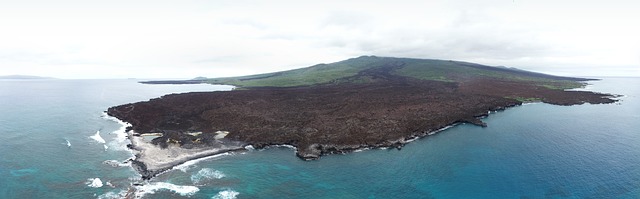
[206,56,590,90]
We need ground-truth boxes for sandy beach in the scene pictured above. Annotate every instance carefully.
[127,131,246,179]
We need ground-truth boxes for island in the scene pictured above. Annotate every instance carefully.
[107,56,617,179]
[0,75,55,79]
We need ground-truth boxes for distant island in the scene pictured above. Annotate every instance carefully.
[0,75,55,80]
[107,56,618,179]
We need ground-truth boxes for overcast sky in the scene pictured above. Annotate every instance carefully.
[1,0,638,79]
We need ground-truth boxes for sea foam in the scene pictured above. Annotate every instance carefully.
[174,152,233,172]
[135,182,199,197]
[211,189,239,199]
[98,190,128,199]
[101,112,133,151]
[89,131,106,144]
[244,145,256,150]
[191,168,225,184]
[64,138,71,148]
[86,178,103,188]
[103,160,131,167]
[174,159,199,172]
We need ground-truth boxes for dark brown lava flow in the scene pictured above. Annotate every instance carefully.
[107,63,617,160]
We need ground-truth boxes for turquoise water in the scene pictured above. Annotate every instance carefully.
[1,78,638,198]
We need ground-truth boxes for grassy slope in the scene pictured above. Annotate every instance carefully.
[392,58,586,89]
[207,56,380,87]
[207,56,587,89]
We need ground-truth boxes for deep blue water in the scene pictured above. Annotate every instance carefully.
[1,78,638,199]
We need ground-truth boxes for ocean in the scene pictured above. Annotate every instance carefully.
[0,78,638,199]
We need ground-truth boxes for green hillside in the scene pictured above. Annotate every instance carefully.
[207,56,589,89]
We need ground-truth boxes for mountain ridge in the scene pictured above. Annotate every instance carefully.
[203,56,593,89]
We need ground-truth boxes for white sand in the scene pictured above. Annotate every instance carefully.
[128,131,244,171]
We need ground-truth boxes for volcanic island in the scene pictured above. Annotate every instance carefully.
[107,56,618,179]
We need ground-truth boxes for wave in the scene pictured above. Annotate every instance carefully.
[211,189,239,199]
[191,168,225,184]
[105,181,115,188]
[86,178,103,188]
[89,130,106,144]
[101,112,130,126]
[353,148,371,153]
[173,152,233,172]
[64,138,71,148]
[174,159,199,172]
[98,189,128,199]
[135,182,199,198]
[264,144,297,150]
[103,160,131,167]
[101,112,133,151]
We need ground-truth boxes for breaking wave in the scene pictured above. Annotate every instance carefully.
[174,159,199,172]
[97,189,128,199]
[89,130,106,144]
[103,160,131,167]
[101,112,132,151]
[135,182,199,198]
[211,189,239,199]
[101,112,130,142]
[64,138,71,148]
[191,168,225,184]
[174,152,233,172]
[86,178,103,188]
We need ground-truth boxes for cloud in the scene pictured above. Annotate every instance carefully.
[0,0,638,78]
[313,7,552,63]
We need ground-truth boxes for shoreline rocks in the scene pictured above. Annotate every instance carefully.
[124,131,246,180]
[107,69,617,179]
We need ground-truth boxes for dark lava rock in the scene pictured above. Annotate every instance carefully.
[107,67,617,160]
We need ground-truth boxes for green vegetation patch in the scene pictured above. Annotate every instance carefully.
[207,56,383,87]
[507,96,543,103]
[539,81,585,90]
[205,56,589,89]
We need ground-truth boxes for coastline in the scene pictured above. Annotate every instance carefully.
[107,84,613,181]
[116,111,491,181]
[291,110,512,160]
[105,66,618,181]
[125,131,246,180]
[107,79,617,166]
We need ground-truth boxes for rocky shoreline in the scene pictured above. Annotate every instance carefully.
[124,131,246,180]
[108,82,614,164]
[107,61,617,179]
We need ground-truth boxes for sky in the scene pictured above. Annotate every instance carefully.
[0,0,639,79]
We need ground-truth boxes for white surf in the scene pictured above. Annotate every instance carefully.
[135,182,199,198]
[211,189,239,199]
[89,131,106,144]
[86,178,103,188]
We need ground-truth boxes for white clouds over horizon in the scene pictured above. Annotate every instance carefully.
[0,0,638,78]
